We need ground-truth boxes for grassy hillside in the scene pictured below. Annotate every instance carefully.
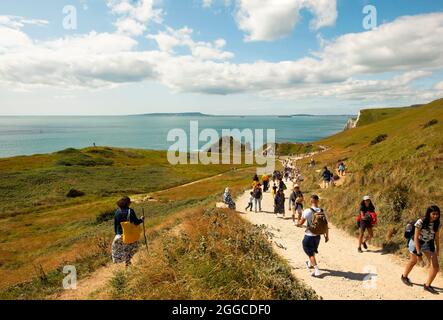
[304,98,443,265]
[0,147,252,292]
[356,105,420,127]
[0,147,249,218]
[109,207,318,300]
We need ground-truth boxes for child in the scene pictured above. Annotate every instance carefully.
[245,191,254,211]
[272,183,277,197]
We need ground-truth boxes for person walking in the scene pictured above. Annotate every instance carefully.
[288,184,304,225]
[262,174,270,192]
[357,195,376,253]
[112,196,144,266]
[253,184,263,212]
[321,167,333,188]
[401,205,441,294]
[297,195,329,277]
[274,188,286,218]
[245,191,254,212]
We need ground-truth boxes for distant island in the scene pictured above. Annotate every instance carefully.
[133,112,356,117]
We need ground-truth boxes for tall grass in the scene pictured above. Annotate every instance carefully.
[111,208,318,300]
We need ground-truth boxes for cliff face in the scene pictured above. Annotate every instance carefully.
[343,112,360,130]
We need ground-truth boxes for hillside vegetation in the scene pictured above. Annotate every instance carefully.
[304,98,443,265]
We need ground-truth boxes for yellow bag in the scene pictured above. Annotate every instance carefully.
[121,209,141,244]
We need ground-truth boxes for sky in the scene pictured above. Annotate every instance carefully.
[1,0,443,115]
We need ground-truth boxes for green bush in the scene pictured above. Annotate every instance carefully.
[370,134,388,145]
[423,119,438,128]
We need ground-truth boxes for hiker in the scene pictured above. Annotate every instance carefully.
[253,184,263,212]
[112,196,144,266]
[284,170,289,182]
[297,195,329,277]
[321,167,333,188]
[272,182,278,198]
[289,184,304,225]
[223,187,236,209]
[252,174,260,188]
[278,178,287,191]
[245,191,254,212]
[274,188,286,218]
[401,205,441,294]
[262,174,270,192]
[338,161,346,176]
[357,196,377,253]
[309,158,315,168]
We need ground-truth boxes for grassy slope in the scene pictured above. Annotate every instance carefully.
[305,98,443,264]
[0,147,250,291]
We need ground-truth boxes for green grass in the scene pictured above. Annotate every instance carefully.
[272,142,321,156]
[356,105,420,127]
[0,147,249,217]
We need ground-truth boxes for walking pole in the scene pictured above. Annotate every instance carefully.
[142,208,149,254]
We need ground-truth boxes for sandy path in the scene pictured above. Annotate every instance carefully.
[236,178,443,300]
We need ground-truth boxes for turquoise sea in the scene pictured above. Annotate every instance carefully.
[0,115,350,158]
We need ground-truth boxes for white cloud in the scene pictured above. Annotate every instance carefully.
[235,0,337,41]
[107,0,162,36]
[147,27,234,60]
[434,80,443,90]
[202,0,213,8]
[0,15,48,29]
[1,12,443,106]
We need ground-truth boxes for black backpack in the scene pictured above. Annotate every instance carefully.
[404,220,416,246]
[254,187,262,199]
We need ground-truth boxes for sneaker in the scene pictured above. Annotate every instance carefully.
[424,285,439,295]
[305,261,313,269]
[362,242,368,249]
[401,275,413,287]
[311,268,321,277]
[358,247,363,253]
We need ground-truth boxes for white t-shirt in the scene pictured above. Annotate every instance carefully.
[302,207,327,237]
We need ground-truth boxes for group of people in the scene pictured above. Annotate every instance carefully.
[110,155,441,295]
[239,157,441,293]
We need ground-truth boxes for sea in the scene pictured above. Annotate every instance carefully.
[0,115,350,158]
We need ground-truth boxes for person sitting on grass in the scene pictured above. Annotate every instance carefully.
[112,196,144,266]
[223,187,236,210]
[401,205,440,294]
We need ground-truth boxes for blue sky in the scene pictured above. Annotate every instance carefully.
[1,0,443,115]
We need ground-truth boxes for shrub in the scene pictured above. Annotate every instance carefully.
[363,163,373,172]
[95,209,115,224]
[56,153,114,166]
[86,149,114,158]
[56,148,80,155]
[386,183,410,222]
[370,134,388,145]
[66,189,85,198]
[423,119,438,128]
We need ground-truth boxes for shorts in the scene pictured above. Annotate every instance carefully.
[359,219,373,232]
[293,203,303,212]
[408,239,435,254]
[302,235,321,257]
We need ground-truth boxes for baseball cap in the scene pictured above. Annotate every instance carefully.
[363,195,370,201]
